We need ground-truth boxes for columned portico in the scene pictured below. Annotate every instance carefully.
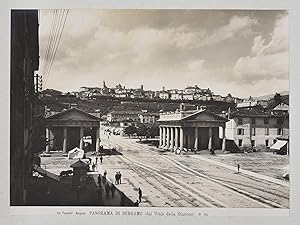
[46,108,101,155]
[158,109,228,154]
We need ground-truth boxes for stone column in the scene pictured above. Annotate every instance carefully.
[208,127,213,151]
[162,127,166,147]
[63,127,67,153]
[175,127,179,150]
[45,127,50,153]
[222,126,226,151]
[79,127,84,149]
[170,127,174,150]
[187,130,191,150]
[96,126,100,153]
[180,127,184,151]
[194,127,198,151]
[159,126,163,147]
[166,127,170,149]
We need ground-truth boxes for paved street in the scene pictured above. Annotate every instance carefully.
[97,129,289,208]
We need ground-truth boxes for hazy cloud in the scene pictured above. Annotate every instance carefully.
[39,10,288,98]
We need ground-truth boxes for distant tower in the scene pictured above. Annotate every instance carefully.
[162,86,165,92]
[140,85,144,91]
[103,81,107,89]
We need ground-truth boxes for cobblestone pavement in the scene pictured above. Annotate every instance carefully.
[98,130,289,208]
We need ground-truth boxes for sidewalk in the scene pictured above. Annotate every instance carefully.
[93,156,151,207]
[189,154,289,187]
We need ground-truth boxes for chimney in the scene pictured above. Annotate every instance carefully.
[140,85,143,91]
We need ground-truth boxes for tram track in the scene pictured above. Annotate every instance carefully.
[102,134,288,208]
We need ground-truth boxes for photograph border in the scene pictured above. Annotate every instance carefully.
[1,0,300,225]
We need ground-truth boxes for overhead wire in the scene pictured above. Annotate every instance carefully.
[42,9,69,89]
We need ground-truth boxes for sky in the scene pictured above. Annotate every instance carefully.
[38,9,289,98]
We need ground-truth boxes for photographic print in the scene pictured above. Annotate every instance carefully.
[10,9,289,209]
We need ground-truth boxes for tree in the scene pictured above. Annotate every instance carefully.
[136,124,148,137]
[124,125,137,136]
[148,124,159,138]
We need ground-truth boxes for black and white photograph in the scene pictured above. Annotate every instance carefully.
[10,8,290,210]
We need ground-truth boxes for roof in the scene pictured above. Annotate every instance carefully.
[70,159,89,168]
[230,106,289,118]
[46,107,101,120]
[109,111,141,115]
[158,109,228,122]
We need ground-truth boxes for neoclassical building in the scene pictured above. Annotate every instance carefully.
[157,110,228,153]
[45,108,101,154]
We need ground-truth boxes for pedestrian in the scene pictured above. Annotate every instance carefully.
[105,183,110,199]
[237,163,240,173]
[104,170,107,178]
[100,155,103,164]
[110,184,116,198]
[95,157,98,164]
[138,188,142,203]
[96,187,103,203]
[102,176,106,185]
[115,172,119,185]
[97,174,101,187]
[119,171,122,184]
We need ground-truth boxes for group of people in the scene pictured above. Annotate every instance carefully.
[96,172,117,201]
[115,171,122,184]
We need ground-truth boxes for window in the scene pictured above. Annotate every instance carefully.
[277,128,283,135]
[251,140,255,147]
[277,118,283,125]
[238,117,243,125]
[264,118,269,124]
[238,139,243,147]
[251,118,256,124]
[237,128,244,135]
[265,140,269,147]
[265,128,269,136]
[252,127,256,136]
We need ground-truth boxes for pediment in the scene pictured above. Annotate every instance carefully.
[182,111,227,122]
[46,108,100,121]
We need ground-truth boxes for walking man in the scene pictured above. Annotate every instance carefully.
[138,188,142,203]
[97,174,101,187]
[104,170,107,178]
[100,155,103,164]
[119,171,122,184]
[237,164,240,173]
[115,172,119,184]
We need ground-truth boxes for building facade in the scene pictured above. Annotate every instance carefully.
[158,110,228,153]
[10,10,40,205]
[226,102,289,150]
